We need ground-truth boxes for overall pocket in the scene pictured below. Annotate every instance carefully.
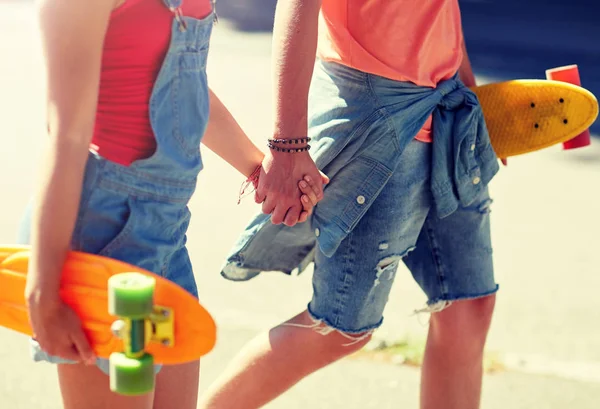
[75,187,135,257]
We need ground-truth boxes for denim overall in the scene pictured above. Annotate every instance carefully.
[21,0,215,375]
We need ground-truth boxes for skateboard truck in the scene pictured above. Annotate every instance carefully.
[107,272,167,396]
[110,305,175,351]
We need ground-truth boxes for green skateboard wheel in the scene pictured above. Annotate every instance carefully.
[108,272,156,319]
[109,352,155,396]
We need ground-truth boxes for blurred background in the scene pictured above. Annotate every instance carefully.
[220,0,600,136]
[1,0,599,408]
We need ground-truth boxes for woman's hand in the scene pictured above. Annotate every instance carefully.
[297,172,329,224]
[26,289,96,365]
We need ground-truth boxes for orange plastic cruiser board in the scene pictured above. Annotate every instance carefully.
[471,65,598,164]
[0,245,216,366]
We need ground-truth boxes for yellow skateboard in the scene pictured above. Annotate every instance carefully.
[471,65,598,164]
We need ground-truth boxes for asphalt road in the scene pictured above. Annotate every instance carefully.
[2,326,600,409]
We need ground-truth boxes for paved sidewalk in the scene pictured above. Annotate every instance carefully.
[1,325,599,409]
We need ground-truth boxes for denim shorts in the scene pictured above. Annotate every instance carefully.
[18,153,198,374]
[306,66,498,334]
[308,139,498,333]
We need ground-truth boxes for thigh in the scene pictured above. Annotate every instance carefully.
[58,364,154,409]
[153,361,200,409]
[309,140,433,333]
[404,187,498,308]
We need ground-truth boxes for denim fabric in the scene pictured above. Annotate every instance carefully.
[222,60,500,282]
[308,139,497,333]
[19,2,215,375]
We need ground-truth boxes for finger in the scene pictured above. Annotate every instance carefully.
[301,194,314,212]
[301,195,316,214]
[254,189,266,204]
[262,197,276,215]
[44,342,81,362]
[298,210,309,224]
[71,329,96,365]
[299,180,318,206]
[271,204,288,225]
[62,346,83,362]
[320,171,330,185]
[283,204,302,227]
[304,175,324,200]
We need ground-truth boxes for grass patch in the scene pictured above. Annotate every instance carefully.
[350,337,506,374]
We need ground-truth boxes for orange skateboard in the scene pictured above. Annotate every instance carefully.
[471,65,598,165]
[0,245,216,396]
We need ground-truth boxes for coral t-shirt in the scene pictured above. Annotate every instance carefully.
[317,0,465,142]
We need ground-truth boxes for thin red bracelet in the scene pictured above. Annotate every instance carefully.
[238,164,261,205]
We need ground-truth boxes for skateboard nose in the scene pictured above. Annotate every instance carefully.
[549,87,598,133]
[546,65,597,150]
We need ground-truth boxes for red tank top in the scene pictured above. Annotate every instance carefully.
[92,0,212,166]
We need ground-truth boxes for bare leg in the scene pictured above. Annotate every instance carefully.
[153,360,200,409]
[58,360,200,409]
[58,364,154,409]
[198,310,371,409]
[420,295,496,409]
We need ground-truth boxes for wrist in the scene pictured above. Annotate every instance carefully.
[272,120,308,141]
[267,148,296,161]
[242,150,265,179]
[267,136,311,155]
[267,149,311,168]
[25,281,61,309]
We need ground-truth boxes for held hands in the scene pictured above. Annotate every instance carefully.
[297,173,327,224]
[254,144,329,227]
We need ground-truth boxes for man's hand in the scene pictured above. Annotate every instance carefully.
[255,150,328,227]
[258,0,324,227]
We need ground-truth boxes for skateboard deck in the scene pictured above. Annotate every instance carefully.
[0,245,216,366]
[472,79,598,160]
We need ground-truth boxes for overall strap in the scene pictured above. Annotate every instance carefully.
[162,0,186,31]
[161,0,217,31]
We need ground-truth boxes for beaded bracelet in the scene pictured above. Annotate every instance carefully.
[267,141,311,153]
[268,137,311,145]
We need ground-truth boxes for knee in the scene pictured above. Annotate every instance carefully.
[310,322,374,358]
[429,295,496,345]
[283,312,374,358]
